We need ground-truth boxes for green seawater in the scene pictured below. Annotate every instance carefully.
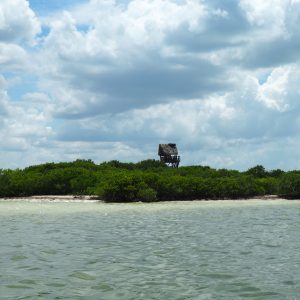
[0,200,300,299]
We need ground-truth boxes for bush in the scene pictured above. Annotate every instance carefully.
[257,177,279,195]
[245,165,267,178]
[137,187,157,202]
[278,172,300,196]
[96,173,157,202]
[0,160,294,201]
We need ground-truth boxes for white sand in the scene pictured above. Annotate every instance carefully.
[0,195,102,203]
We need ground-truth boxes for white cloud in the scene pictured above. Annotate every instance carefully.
[1,0,300,169]
[0,0,40,44]
[0,85,53,161]
[256,67,290,112]
[0,43,28,72]
[37,0,230,117]
[240,0,286,31]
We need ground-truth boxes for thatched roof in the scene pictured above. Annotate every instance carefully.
[158,143,178,156]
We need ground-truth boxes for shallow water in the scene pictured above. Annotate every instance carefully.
[0,200,300,299]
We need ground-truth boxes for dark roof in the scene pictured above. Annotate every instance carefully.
[158,144,178,156]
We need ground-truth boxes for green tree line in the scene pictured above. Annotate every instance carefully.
[0,160,299,202]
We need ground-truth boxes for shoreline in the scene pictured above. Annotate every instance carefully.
[0,195,293,203]
[0,195,102,203]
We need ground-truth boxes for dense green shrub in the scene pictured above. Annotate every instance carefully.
[96,173,157,202]
[257,177,279,195]
[0,159,293,202]
[278,172,300,196]
[245,165,268,178]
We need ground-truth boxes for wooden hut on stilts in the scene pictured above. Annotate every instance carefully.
[158,143,180,168]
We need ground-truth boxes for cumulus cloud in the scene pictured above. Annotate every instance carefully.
[36,0,300,118]
[0,85,53,170]
[1,0,300,169]
[52,61,300,169]
[0,0,40,44]
[241,0,300,68]
[37,0,233,117]
[0,43,28,72]
[167,0,250,53]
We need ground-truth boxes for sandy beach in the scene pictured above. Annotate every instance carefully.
[0,195,102,203]
[0,194,287,203]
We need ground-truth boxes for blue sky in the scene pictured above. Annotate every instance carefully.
[1,0,300,170]
[28,0,86,15]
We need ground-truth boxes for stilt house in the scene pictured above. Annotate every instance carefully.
[158,143,180,168]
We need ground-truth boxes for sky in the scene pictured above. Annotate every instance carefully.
[1,0,300,170]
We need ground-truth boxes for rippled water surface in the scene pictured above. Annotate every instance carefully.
[1,200,300,299]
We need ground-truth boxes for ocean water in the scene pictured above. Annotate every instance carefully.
[0,200,300,299]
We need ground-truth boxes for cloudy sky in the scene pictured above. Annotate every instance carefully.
[1,0,300,170]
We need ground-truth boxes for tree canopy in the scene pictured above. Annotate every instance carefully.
[0,160,298,202]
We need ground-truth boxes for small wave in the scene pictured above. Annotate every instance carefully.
[70,271,96,281]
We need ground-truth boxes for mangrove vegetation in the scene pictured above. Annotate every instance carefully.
[0,159,299,202]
